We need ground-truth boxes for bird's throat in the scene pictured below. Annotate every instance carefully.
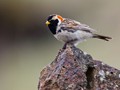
[48,25,57,34]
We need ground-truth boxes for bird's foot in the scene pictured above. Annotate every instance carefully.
[62,42,75,49]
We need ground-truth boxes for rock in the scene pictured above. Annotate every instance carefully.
[38,45,120,90]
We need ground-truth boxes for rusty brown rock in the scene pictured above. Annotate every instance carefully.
[38,45,120,90]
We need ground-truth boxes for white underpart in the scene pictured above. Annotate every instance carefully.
[54,30,93,46]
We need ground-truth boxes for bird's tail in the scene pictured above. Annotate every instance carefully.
[93,34,112,41]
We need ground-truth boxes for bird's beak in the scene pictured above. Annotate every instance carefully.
[46,21,50,26]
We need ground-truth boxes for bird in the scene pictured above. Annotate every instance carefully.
[46,14,112,47]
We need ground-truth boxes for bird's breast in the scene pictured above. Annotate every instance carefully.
[54,30,93,43]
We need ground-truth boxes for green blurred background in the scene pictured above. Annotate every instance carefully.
[0,0,120,90]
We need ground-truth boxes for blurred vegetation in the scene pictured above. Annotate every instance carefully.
[0,0,120,90]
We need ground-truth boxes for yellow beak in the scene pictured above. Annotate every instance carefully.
[46,21,50,26]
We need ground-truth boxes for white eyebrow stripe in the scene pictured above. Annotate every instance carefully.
[52,15,58,20]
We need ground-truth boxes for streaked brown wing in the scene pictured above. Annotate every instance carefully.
[60,18,96,33]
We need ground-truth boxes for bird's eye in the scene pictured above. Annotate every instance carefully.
[49,20,52,22]
[47,15,54,21]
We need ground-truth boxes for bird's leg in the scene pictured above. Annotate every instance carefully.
[62,42,68,49]
[62,40,75,49]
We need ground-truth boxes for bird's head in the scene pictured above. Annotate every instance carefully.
[46,14,64,34]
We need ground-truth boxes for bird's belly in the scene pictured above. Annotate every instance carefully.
[54,31,76,42]
[54,30,92,43]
